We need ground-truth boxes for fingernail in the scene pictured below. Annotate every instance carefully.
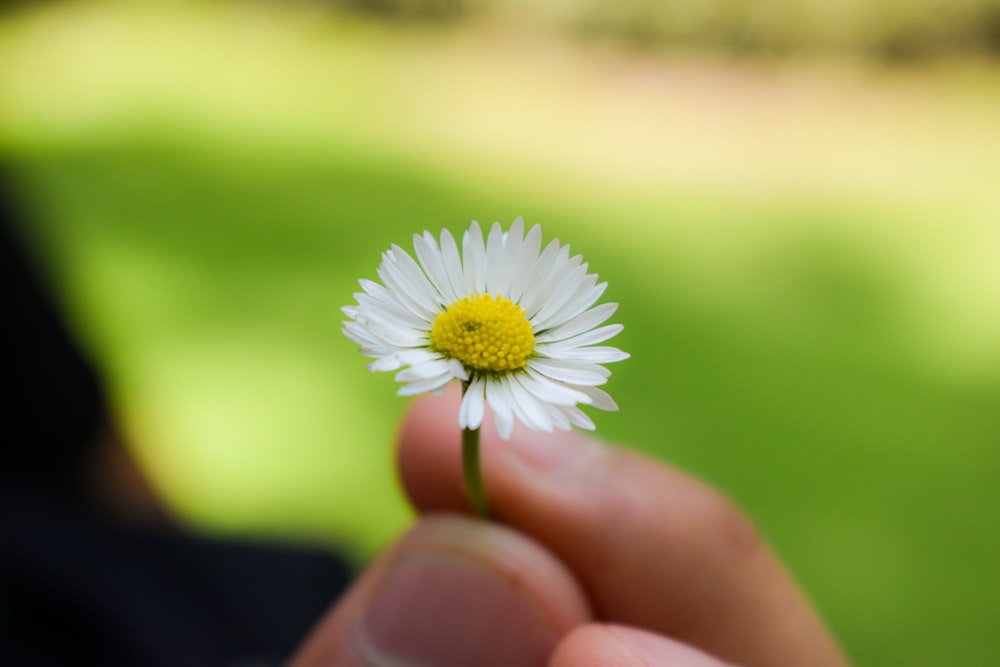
[359,549,559,667]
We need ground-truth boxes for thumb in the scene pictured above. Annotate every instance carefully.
[289,514,591,667]
[553,625,737,667]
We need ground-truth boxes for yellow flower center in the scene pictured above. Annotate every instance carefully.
[430,294,535,373]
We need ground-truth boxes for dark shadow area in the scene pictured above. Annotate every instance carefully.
[1,166,353,667]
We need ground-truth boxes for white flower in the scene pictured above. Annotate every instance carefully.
[342,217,629,440]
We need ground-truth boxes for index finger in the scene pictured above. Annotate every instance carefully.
[398,386,847,667]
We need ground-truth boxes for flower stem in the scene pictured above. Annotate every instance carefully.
[460,381,489,518]
[462,426,489,518]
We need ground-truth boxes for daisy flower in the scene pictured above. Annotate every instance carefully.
[342,217,628,441]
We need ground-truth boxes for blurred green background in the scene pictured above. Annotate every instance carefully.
[2,1,999,665]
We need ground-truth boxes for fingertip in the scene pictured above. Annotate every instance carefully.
[398,385,462,448]
[397,385,467,512]
[552,625,733,667]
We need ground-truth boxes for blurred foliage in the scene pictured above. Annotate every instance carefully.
[325,0,1000,59]
[1,2,999,666]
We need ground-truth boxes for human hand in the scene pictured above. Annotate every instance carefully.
[290,385,847,666]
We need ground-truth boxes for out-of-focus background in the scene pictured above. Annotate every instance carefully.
[2,1,998,664]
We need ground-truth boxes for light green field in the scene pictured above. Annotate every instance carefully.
[2,3,999,665]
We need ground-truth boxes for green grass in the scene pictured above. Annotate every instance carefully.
[3,3,999,665]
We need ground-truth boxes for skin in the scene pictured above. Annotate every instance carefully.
[291,385,848,666]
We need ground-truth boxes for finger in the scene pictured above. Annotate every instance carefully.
[288,514,591,667]
[551,624,734,667]
[398,386,847,667]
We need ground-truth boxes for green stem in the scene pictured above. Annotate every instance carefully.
[461,383,490,518]
[462,426,489,518]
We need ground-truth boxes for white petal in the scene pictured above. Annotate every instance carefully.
[544,244,579,282]
[446,357,469,382]
[397,373,453,396]
[394,348,442,365]
[350,339,397,357]
[367,355,404,372]
[413,231,456,305]
[353,280,427,330]
[561,405,596,430]
[390,244,442,313]
[485,222,509,296]
[509,375,556,432]
[508,223,541,304]
[340,320,370,345]
[550,323,625,349]
[529,357,610,386]
[523,249,581,320]
[358,279,426,324]
[531,265,592,329]
[462,221,487,294]
[459,377,486,430]
[354,292,427,333]
[378,248,437,319]
[350,312,425,345]
[498,217,524,298]
[395,359,456,382]
[539,399,572,431]
[375,258,428,321]
[343,318,425,350]
[574,385,619,412]
[517,240,563,316]
[485,377,515,440]
[521,368,592,406]
[365,348,440,372]
[439,228,467,302]
[535,302,618,343]
[535,279,607,332]
[342,320,411,350]
[535,345,630,364]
